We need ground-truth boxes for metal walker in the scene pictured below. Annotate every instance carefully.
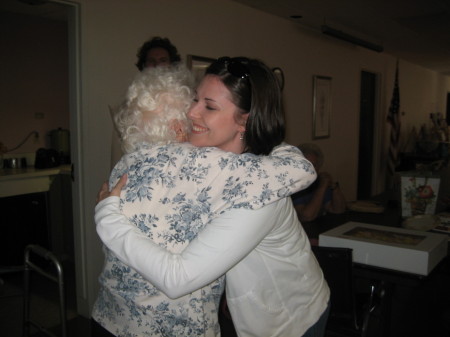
[23,244,67,337]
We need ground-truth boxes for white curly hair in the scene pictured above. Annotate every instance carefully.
[114,64,195,154]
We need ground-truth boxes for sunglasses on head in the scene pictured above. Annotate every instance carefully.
[217,57,250,79]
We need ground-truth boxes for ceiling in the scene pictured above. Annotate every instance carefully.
[2,0,449,75]
[233,0,450,75]
[0,0,68,21]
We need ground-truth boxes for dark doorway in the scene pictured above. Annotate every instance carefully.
[357,71,378,199]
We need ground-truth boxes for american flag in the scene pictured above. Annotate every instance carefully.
[386,61,401,187]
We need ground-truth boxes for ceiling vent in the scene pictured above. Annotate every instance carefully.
[321,25,383,53]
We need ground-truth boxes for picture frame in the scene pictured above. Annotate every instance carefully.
[312,75,332,139]
[400,173,440,217]
[187,55,215,84]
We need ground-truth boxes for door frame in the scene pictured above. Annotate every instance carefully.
[52,0,88,315]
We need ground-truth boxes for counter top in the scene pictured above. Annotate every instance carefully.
[0,165,71,180]
[0,165,71,197]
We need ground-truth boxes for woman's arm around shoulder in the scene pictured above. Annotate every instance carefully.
[95,195,285,298]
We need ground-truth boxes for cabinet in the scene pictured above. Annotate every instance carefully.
[47,174,74,261]
[0,192,50,265]
[0,166,73,265]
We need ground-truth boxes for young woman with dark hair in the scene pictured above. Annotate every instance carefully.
[95,57,329,337]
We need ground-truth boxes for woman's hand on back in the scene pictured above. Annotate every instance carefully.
[96,174,128,204]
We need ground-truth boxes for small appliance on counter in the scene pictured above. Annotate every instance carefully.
[49,127,71,164]
[34,148,60,169]
[3,157,27,169]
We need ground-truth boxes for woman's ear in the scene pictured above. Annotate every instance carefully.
[169,118,188,142]
[237,112,249,132]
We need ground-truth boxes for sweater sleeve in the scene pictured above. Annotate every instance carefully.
[96,196,279,299]
[210,142,317,202]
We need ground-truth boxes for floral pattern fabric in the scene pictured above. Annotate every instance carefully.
[92,142,316,337]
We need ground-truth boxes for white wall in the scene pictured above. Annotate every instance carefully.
[71,0,450,315]
[0,12,69,155]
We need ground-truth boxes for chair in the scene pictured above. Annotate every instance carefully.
[312,245,383,337]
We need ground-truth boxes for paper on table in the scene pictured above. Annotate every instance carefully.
[402,215,439,232]
[347,200,385,213]
[432,213,450,236]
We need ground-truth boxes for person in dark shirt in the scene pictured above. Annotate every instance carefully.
[292,143,346,222]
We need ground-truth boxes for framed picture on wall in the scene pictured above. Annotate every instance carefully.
[312,75,332,139]
[187,55,215,84]
[400,173,440,217]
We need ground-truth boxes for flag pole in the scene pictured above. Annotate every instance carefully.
[386,60,401,190]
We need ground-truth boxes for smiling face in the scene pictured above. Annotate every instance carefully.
[187,75,248,154]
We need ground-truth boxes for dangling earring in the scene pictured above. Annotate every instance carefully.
[240,132,245,140]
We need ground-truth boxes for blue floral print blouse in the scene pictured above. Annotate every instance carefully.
[92,142,316,337]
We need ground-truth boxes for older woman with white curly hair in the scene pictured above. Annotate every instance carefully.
[109,65,191,165]
[114,65,193,153]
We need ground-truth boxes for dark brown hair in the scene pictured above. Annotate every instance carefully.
[206,57,285,155]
